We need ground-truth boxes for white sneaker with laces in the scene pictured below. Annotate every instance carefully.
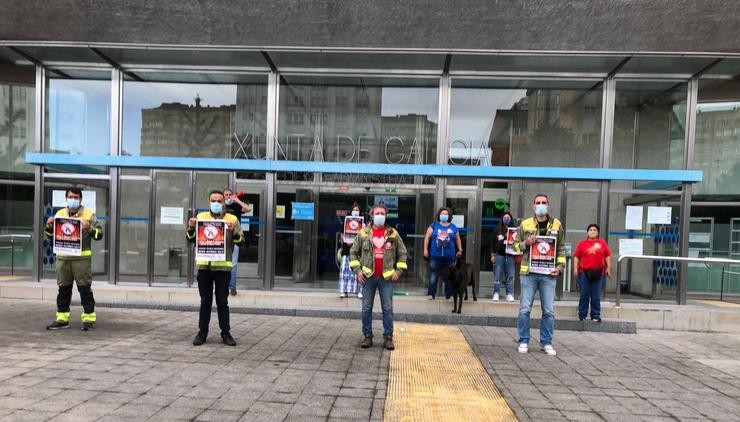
[541,344,557,356]
[492,293,499,301]
[518,343,528,353]
[506,294,515,302]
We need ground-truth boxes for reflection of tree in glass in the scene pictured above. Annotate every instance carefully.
[178,95,221,156]
[0,92,27,171]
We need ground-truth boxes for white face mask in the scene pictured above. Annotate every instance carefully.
[351,210,360,217]
[373,214,386,226]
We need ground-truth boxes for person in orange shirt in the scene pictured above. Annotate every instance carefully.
[573,224,612,322]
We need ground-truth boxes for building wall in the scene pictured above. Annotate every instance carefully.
[2,1,740,53]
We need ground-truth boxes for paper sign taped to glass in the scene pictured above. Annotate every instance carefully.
[196,220,226,262]
[529,235,557,275]
[343,216,364,243]
[53,217,82,256]
[505,227,523,255]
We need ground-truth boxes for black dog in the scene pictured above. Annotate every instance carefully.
[440,260,477,314]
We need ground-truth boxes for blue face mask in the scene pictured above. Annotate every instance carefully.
[66,198,80,209]
[373,214,386,226]
[503,217,512,225]
[535,204,548,217]
[210,201,223,214]
[439,214,449,222]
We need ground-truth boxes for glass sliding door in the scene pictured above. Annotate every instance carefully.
[152,171,191,285]
[234,180,266,290]
[118,170,151,283]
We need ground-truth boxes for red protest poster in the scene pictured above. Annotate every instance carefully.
[505,227,523,255]
[196,220,226,261]
[343,216,364,243]
[53,217,82,256]
[529,236,557,275]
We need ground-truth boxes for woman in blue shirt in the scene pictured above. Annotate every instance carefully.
[423,207,463,299]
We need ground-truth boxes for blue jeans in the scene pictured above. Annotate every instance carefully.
[428,256,455,299]
[361,276,394,337]
[577,272,603,319]
[517,273,556,347]
[493,254,515,296]
[229,244,239,290]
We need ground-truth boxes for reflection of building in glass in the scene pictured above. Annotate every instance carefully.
[140,96,234,157]
[277,86,437,164]
[0,82,34,175]
[488,89,601,167]
[234,85,268,159]
[695,101,740,195]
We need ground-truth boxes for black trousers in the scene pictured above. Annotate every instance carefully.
[197,269,231,336]
[57,284,95,314]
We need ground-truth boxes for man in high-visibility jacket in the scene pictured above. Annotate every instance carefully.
[44,187,103,331]
[512,194,566,357]
[186,190,243,347]
[349,203,408,351]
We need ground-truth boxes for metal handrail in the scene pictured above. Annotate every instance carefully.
[0,234,32,276]
[615,254,740,307]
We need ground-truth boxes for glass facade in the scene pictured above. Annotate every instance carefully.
[0,64,35,275]
[3,48,738,303]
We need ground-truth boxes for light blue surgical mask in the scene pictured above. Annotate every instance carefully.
[439,214,449,222]
[373,214,386,226]
[535,204,548,217]
[503,216,512,225]
[351,210,360,217]
[66,198,80,209]
[210,201,223,214]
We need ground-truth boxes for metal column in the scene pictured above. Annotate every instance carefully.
[435,74,451,210]
[108,68,122,285]
[263,71,279,290]
[677,78,698,305]
[32,66,45,282]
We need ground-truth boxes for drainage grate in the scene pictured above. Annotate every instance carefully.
[385,323,518,422]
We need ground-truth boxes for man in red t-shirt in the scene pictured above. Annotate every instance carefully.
[573,224,612,322]
[349,203,408,351]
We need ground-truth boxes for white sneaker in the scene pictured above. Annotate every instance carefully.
[492,293,499,301]
[541,344,557,356]
[427,295,434,300]
[518,343,528,353]
[506,294,515,302]
[357,292,363,299]
[339,293,347,298]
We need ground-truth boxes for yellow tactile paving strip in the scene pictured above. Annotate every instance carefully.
[385,323,518,422]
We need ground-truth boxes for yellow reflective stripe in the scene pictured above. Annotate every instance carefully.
[513,243,521,253]
[520,265,529,272]
[211,261,233,267]
[195,261,233,267]
[81,312,96,323]
[57,250,92,257]
[349,260,361,268]
[382,269,396,279]
[556,257,566,264]
[56,311,70,322]
[396,262,408,270]
[361,266,373,276]
[186,231,196,240]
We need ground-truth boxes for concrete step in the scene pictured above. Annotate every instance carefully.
[2,280,739,333]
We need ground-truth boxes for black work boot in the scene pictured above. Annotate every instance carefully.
[383,335,395,351]
[81,322,94,331]
[359,335,373,348]
[222,333,237,346]
[193,332,207,346]
[46,320,70,330]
